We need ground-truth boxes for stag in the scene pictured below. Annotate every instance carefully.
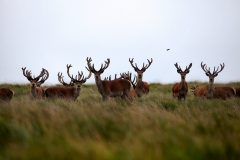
[86,57,131,101]
[0,88,14,102]
[45,64,91,101]
[199,62,227,99]
[172,62,192,100]
[193,62,234,99]
[22,67,49,100]
[129,58,152,97]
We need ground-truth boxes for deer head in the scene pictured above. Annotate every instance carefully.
[22,67,46,88]
[201,62,225,83]
[66,64,92,89]
[129,58,153,79]
[174,62,192,80]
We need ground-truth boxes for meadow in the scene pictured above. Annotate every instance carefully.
[0,82,240,160]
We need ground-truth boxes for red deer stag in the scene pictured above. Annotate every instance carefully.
[129,58,152,97]
[193,62,235,99]
[172,62,192,100]
[0,88,14,102]
[86,57,131,101]
[45,64,91,101]
[22,67,49,100]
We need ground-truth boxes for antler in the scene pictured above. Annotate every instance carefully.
[37,69,49,86]
[212,63,225,76]
[201,62,224,76]
[174,63,192,73]
[58,72,74,86]
[22,67,45,81]
[174,63,182,73]
[66,64,92,83]
[86,57,110,73]
[99,59,110,73]
[129,58,153,72]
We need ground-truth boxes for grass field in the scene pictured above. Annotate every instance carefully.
[1,82,240,160]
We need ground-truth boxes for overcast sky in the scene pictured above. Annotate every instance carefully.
[1,1,240,85]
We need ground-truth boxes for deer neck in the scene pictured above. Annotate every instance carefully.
[30,85,37,99]
[94,75,105,95]
[136,74,143,97]
[73,86,81,100]
[207,79,214,98]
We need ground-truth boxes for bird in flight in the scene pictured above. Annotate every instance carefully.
[166,48,170,51]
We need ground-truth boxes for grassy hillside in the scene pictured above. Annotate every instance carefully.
[0,82,240,160]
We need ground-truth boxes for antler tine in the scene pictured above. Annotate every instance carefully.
[79,67,92,83]
[66,64,75,81]
[22,67,33,80]
[99,58,110,73]
[38,69,49,84]
[174,62,182,72]
[86,57,99,73]
[184,63,192,72]
[33,68,45,81]
[77,71,84,81]
[58,72,64,84]
[213,63,225,75]
[129,58,139,71]
[201,62,209,73]
[142,58,153,70]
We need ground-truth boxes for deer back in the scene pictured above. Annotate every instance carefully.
[193,84,209,97]
[45,87,76,100]
[102,79,131,93]
[213,87,236,99]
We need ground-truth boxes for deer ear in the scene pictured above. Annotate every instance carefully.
[205,73,209,76]
[214,73,218,77]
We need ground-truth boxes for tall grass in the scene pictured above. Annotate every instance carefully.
[0,82,240,160]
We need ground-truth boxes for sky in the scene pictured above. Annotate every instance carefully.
[1,0,240,85]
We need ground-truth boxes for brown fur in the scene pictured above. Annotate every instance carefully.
[172,82,188,100]
[87,57,132,101]
[193,84,209,97]
[45,86,80,101]
[235,88,240,97]
[172,62,192,100]
[212,87,236,100]
[193,85,235,100]
[98,79,131,100]
[129,58,153,97]
[0,88,14,102]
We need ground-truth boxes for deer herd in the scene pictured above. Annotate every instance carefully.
[0,57,240,102]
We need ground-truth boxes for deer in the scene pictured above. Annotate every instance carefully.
[172,62,192,100]
[193,62,235,99]
[129,58,152,97]
[45,64,91,101]
[86,57,132,101]
[22,67,49,100]
[0,88,14,102]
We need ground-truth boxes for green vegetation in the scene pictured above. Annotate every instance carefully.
[0,82,240,160]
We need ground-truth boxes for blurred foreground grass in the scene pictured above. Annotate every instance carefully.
[0,82,240,160]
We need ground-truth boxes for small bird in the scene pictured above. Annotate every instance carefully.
[166,48,170,51]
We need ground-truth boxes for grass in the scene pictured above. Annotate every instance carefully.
[0,82,240,160]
